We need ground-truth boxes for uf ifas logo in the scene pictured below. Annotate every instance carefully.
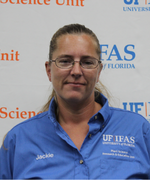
[100,44,135,61]
[103,134,135,143]
[124,0,150,5]
[100,44,136,70]
[123,102,150,122]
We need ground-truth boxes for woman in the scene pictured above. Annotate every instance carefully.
[0,24,150,179]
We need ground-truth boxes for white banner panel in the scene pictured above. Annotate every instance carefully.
[0,0,150,144]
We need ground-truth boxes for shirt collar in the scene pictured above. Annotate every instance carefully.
[96,93,111,125]
[48,93,111,126]
[48,98,58,126]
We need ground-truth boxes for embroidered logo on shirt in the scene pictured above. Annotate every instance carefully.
[102,134,136,159]
[36,153,54,160]
[102,134,135,147]
[102,149,135,159]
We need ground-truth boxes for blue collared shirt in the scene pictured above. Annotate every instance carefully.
[0,94,150,179]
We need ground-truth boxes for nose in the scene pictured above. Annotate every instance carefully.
[70,61,83,78]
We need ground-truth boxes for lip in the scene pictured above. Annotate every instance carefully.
[65,82,86,86]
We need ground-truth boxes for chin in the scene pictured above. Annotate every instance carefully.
[67,96,83,102]
[62,95,85,104]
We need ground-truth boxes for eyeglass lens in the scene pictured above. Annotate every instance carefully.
[56,57,99,69]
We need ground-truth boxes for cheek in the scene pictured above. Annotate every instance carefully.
[51,68,69,85]
[51,70,59,85]
[88,69,100,81]
[84,72,98,86]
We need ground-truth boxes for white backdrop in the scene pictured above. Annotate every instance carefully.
[0,0,150,144]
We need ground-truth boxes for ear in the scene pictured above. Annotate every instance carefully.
[45,61,52,82]
[96,63,103,83]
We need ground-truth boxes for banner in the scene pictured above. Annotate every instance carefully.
[0,0,150,144]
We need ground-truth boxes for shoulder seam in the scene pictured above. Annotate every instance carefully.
[109,107,147,120]
[10,111,48,132]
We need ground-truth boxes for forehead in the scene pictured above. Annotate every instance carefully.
[52,33,98,59]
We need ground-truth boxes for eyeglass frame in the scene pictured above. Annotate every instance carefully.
[49,57,101,69]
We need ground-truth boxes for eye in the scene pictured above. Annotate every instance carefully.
[81,58,95,65]
[57,58,73,64]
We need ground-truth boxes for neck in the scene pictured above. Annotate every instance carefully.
[57,96,102,125]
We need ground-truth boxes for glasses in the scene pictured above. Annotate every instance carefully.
[50,57,101,69]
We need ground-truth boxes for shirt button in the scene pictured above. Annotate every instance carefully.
[88,134,92,138]
[80,160,84,164]
[95,116,97,119]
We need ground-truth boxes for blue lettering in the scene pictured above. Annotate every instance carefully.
[134,102,144,113]
[124,0,139,5]
[124,0,133,5]
[100,44,108,61]
[133,7,138,11]
[124,44,135,61]
[122,102,134,111]
[108,63,135,69]
[128,7,132,11]
[107,45,123,61]
[134,0,139,5]
[123,102,127,110]
[123,7,126,11]
[131,64,135,68]
[123,102,145,113]
[100,44,136,62]
[129,103,134,112]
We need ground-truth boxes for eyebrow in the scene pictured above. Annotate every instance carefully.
[57,55,97,59]
[57,55,73,59]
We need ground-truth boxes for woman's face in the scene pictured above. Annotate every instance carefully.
[46,33,102,105]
